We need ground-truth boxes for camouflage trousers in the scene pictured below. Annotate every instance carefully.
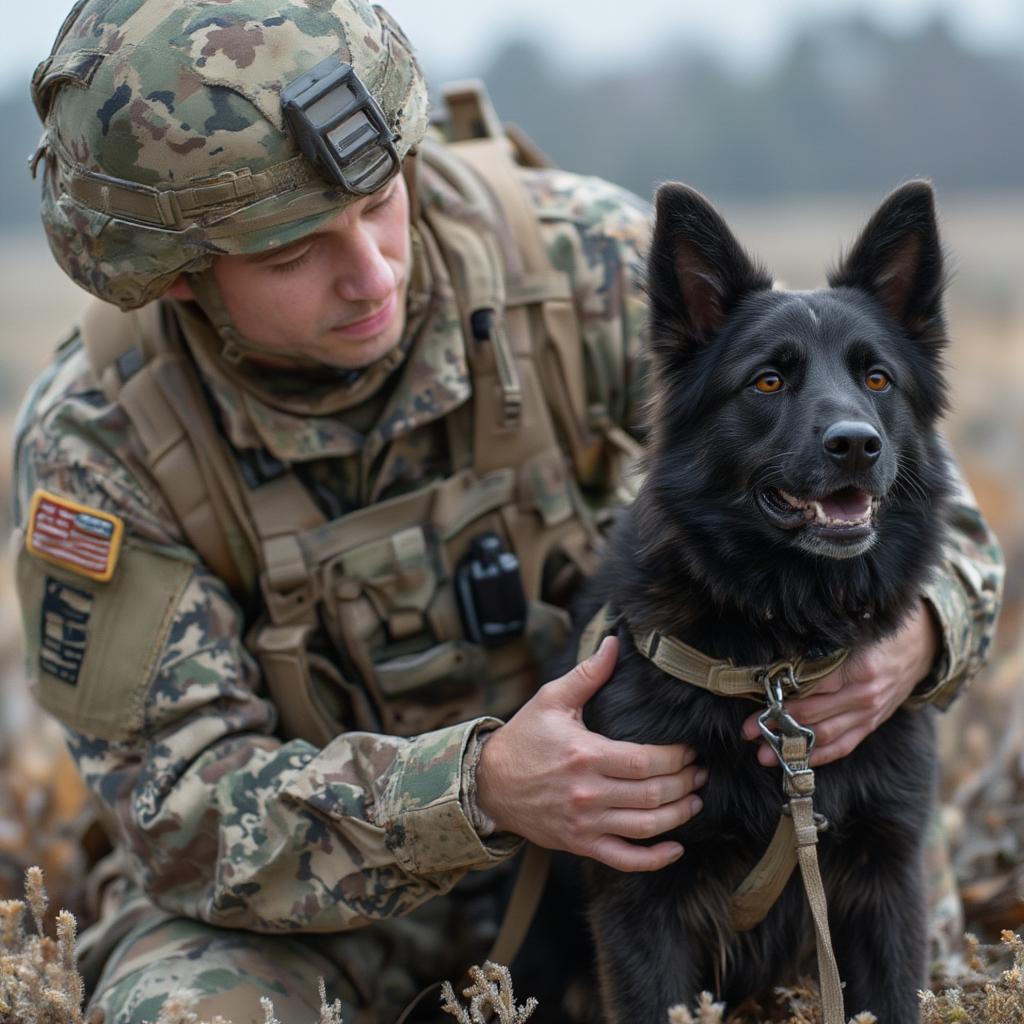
[83,871,508,1024]
[85,817,964,1024]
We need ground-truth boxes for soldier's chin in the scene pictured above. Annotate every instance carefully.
[323,290,407,369]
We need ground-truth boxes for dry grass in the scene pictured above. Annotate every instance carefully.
[5,868,1024,1024]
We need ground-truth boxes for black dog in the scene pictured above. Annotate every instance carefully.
[578,181,953,1023]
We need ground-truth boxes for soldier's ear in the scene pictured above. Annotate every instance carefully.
[165,276,196,301]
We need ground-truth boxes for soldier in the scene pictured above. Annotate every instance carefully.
[12,1,1003,1022]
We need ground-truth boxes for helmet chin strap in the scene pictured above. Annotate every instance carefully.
[185,269,328,372]
[181,268,409,416]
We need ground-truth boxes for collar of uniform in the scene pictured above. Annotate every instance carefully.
[176,225,470,463]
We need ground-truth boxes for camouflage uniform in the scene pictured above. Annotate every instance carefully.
[12,2,1004,1022]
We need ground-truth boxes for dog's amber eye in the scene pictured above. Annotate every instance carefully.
[754,373,784,394]
[865,371,890,392]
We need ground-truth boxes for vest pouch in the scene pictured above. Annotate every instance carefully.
[251,621,380,745]
[376,640,487,698]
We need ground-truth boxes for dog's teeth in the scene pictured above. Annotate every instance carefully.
[813,501,827,524]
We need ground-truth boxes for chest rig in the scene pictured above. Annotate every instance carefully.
[79,85,641,746]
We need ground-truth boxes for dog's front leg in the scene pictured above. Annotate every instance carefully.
[586,867,707,1024]
[826,841,928,1024]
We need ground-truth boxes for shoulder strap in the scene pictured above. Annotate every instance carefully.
[78,298,259,598]
[438,81,641,489]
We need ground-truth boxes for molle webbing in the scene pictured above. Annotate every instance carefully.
[79,299,259,596]
[440,126,641,488]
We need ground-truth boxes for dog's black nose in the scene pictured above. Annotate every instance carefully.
[823,421,882,472]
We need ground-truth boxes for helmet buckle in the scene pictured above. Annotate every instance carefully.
[281,55,400,196]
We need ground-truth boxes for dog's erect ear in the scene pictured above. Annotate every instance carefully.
[829,181,946,341]
[649,183,772,347]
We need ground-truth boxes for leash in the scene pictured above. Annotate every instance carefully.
[581,604,847,1024]
[745,666,845,1024]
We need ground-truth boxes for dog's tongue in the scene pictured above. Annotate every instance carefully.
[820,488,872,522]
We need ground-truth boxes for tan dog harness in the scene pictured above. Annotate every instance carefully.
[579,603,848,1024]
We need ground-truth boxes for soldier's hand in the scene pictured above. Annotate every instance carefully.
[475,635,706,872]
[741,598,940,766]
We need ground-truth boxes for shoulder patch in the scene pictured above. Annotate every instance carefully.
[26,489,124,583]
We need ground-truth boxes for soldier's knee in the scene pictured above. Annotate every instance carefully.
[87,918,359,1024]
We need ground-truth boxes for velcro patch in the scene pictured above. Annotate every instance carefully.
[26,489,124,583]
[40,577,93,686]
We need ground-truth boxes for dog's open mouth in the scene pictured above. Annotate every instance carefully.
[758,486,878,541]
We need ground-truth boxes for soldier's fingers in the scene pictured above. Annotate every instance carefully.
[755,710,864,766]
[741,674,853,741]
[600,794,704,840]
[547,635,619,710]
[586,836,685,873]
[808,721,872,766]
[772,690,862,727]
[605,766,708,811]
[597,738,698,780]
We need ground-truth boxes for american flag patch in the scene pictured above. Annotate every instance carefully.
[26,490,124,583]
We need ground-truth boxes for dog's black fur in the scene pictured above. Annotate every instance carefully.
[577,181,953,1023]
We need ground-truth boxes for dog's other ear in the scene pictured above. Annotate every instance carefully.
[828,180,946,342]
[649,183,772,347]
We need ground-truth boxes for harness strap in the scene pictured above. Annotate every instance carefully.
[577,605,847,1022]
[630,616,848,700]
[488,843,552,968]
[730,814,798,931]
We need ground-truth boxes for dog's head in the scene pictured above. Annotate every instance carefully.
[638,182,953,638]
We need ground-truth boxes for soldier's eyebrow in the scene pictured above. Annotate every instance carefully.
[243,235,320,264]
[241,181,399,264]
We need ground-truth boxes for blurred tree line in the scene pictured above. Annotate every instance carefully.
[2,12,1022,228]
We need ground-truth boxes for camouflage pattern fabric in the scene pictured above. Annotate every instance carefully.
[12,138,1003,1024]
[911,451,1005,711]
[87,895,474,1023]
[33,0,430,310]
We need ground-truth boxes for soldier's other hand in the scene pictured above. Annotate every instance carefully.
[475,636,706,872]
[740,597,940,766]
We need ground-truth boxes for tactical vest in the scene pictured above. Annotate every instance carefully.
[79,84,641,746]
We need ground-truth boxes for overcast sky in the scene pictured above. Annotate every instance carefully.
[4,0,1023,93]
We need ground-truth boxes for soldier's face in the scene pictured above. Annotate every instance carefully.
[211,176,412,369]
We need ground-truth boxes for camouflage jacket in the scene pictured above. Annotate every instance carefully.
[12,158,1003,942]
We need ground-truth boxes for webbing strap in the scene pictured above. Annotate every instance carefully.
[452,138,553,278]
[58,138,320,232]
[634,622,847,700]
[78,299,258,595]
[488,843,551,968]
[791,795,845,1024]
[577,602,848,700]
[730,814,798,932]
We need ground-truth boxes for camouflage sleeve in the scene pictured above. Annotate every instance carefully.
[13,347,519,933]
[907,450,1005,711]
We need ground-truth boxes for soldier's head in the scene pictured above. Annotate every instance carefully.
[33,0,429,369]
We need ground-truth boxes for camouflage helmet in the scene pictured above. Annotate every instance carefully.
[31,0,430,311]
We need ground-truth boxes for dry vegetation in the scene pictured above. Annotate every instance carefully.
[3,866,1024,1023]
